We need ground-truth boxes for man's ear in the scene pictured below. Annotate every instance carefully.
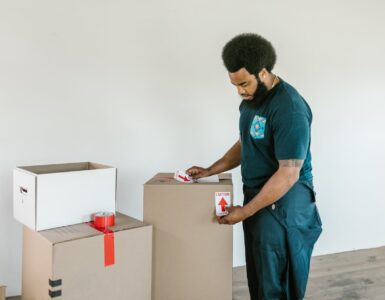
[258,68,268,81]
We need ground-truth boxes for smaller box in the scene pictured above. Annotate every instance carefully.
[14,162,116,231]
[0,285,5,300]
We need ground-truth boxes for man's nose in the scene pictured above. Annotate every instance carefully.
[237,86,245,95]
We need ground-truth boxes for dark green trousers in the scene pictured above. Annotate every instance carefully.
[243,181,322,300]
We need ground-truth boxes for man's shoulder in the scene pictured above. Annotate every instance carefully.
[271,80,311,116]
[274,80,303,105]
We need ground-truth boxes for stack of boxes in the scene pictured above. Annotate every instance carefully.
[13,162,152,300]
[13,163,234,299]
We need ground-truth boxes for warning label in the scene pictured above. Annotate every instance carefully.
[215,192,231,217]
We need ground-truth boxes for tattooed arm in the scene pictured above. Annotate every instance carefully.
[218,159,303,224]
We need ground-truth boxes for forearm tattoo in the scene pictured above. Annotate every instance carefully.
[279,159,304,168]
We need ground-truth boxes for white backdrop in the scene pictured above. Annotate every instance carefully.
[1,0,385,296]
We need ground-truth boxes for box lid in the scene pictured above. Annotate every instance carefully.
[39,212,148,244]
[144,172,232,186]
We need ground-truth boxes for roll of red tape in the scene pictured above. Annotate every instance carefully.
[93,212,115,229]
[90,212,116,267]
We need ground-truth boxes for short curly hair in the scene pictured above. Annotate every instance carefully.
[222,33,277,75]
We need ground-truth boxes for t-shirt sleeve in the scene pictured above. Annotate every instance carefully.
[272,112,310,160]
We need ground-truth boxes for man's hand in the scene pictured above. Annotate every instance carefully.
[217,205,249,225]
[186,166,211,179]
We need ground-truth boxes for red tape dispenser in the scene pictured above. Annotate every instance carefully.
[90,212,116,267]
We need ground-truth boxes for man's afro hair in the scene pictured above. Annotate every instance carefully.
[222,33,277,75]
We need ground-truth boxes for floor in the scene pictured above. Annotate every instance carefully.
[7,246,385,300]
[233,246,385,300]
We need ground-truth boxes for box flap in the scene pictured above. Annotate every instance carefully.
[40,212,148,244]
[144,172,232,186]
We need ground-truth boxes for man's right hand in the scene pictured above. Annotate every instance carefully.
[186,166,211,179]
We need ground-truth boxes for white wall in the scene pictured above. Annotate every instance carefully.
[1,0,384,296]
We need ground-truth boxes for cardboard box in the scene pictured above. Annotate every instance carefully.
[143,173,233,300]
[22,212,152,300]
[0,285,5,300]
[14,162,116,231]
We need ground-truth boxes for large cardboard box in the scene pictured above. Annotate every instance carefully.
[144,173,233,300]
[22,212,152,300]
[14,162,116,231]
[0,285,5,300]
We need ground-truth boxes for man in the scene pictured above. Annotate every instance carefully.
[187,33,322,299]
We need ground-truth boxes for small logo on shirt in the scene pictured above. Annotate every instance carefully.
[250,115,266,139]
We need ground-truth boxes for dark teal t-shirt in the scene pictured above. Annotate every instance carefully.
[239,79,313,189]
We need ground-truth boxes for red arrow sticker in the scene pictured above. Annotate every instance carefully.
[215,192,231,217]
[218,198,228,212]
[174,170,194,183]
[178,174,191,182]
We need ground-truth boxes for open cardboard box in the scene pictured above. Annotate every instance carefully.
[14,162,116,231]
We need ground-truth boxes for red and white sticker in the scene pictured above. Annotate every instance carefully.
[174,170,194,183]
[215,192,231,216]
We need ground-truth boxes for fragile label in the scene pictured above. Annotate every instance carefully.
[215,192,231,217]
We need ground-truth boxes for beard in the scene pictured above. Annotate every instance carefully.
[242,78,269,109]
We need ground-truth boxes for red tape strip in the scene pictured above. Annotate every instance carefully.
[103,230,115,266]
[88,212,116,267]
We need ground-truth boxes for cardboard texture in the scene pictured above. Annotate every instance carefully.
[14,162,117,231]
[22,213,152,300]
[144,173,233,300]
[0,285,5,300]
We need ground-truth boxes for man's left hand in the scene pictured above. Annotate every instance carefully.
[216,205,248,225]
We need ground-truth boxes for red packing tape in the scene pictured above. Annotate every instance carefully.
[103,230,115,267]
[89,212,116,267]
[94,212,115,229]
